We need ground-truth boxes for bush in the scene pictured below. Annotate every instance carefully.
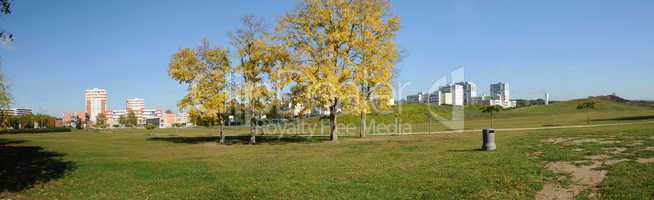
[145,124,157,130]
[0,127,72,134]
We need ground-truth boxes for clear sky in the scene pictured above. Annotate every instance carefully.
[1,0,653,116]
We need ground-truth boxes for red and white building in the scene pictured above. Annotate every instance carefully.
[85,88,107,123]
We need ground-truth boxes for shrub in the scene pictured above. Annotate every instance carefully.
[145,124,157,130]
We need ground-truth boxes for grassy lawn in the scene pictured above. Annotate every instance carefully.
[2,121,654,199]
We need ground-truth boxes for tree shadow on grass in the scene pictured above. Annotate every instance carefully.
[447,148,484,152]
[147,135,331,145]
[0,138,75,192]
[593,115,654,122]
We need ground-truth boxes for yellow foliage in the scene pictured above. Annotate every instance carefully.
[168,39,231,118]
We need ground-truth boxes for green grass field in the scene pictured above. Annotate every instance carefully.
[2,98,654,199]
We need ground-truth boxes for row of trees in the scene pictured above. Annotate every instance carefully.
[92,111,139,128]
[0,114,58,129]
[169,0,401,144]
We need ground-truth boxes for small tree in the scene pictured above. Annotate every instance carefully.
[96,113,107,128]
[118,115,126,127]
[145,124,156,130]
[126,110,138,127]
[576,102,596,125]
[231,16,281,144]
[169,39,231,143]
[480,105,502,128]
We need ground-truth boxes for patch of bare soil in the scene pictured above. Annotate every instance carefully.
[541,138,570,144]
[536,161,606,200]
[541,137,620,146]
[536,137,652,200]
[530,151,544,157]
[604,159,629,165]
[625,140,644,146]
[565,138,619,145]
[637,157,654,164]
[584,154,610,160]
[602,147,627,155]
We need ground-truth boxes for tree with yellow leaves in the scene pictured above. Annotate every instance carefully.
[168,39,231,143]
[278,0,400,141]
[231,16,285,144]
[352,0,400,138]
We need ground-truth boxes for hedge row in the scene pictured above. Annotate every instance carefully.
[0,127,72,134]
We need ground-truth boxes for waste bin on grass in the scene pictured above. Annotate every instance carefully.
[482,128,496,151]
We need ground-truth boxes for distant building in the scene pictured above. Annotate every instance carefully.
[435,84,464,106]
[107,109,127,127]
[471,96,492,105]
[85,88,107,123]
[407,92,426,104]
[127,98,145,124]
[428,91,440,104]
[2,107,33,116]
[489,82,516,108]
[455,81,477,105]
[176,112,189,125]
[145,118,161,127]
[63,112,72,126]
[490,82,509,101]
[162,112,177,128]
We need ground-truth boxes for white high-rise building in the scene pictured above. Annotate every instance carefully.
[490,82,510,101]
[84,88,107,123]
[489,82,516,108]
[454,81,477,105]
[437,84,464,106]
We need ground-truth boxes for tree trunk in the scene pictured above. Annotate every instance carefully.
[330,103,338,141]
[250,116,257,144]
[359,111,366,138]
[586,109,590,125]
[428,116,432,134]
[219,119,225,144]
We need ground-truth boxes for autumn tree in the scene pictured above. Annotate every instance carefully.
[169,39,231,143]
[351,0,400,138]
[126,110,138,128]
[231,16,285,144]
[0,69,9,113]
[0,0,11,115]
[96,113,107,127]
[278,0,399,141]
[118,115,127,127]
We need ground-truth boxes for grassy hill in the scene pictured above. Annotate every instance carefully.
[289,96,654,135]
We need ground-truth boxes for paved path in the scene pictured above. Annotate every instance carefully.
[381,120,654,136]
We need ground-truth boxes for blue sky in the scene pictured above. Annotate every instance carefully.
[1,0,653,116]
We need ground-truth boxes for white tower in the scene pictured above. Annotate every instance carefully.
[545,92,549,105]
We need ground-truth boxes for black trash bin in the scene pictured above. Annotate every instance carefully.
[482,128,496,151]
